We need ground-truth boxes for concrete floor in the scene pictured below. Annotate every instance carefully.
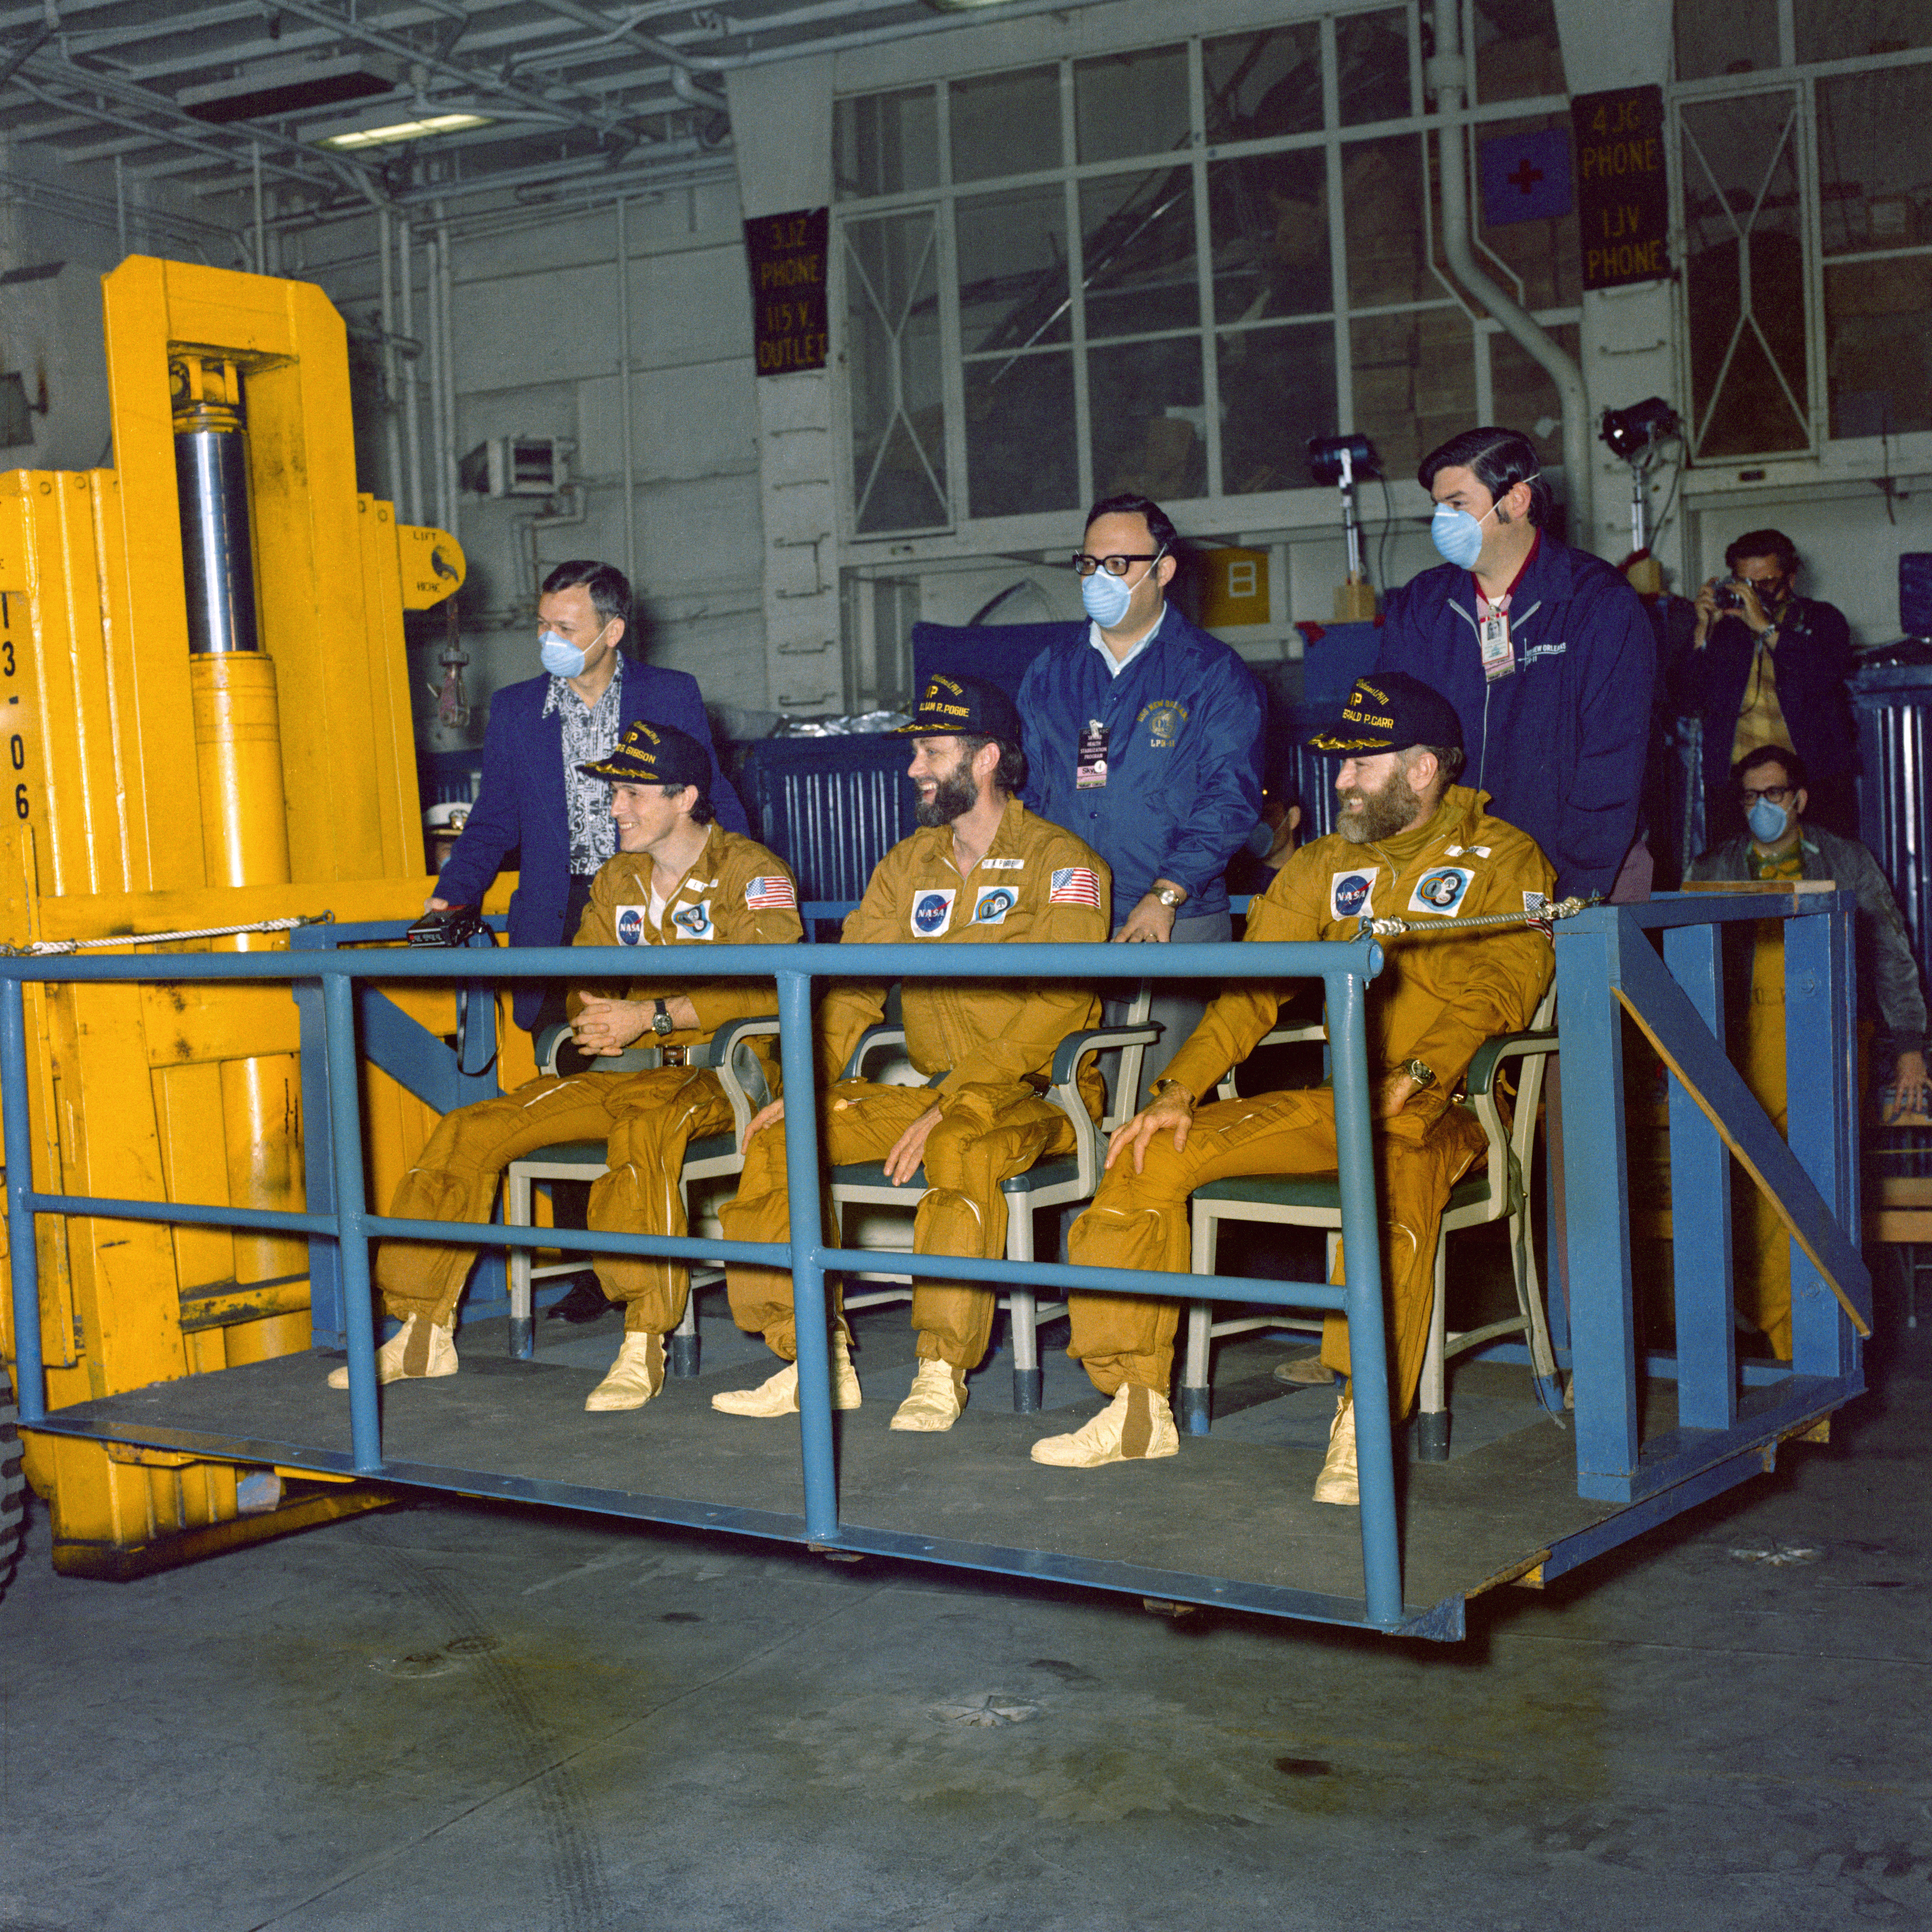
[3,1277,1929,1932]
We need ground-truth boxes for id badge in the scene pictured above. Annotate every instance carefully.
[1076,719,1109,788]
[1478,609,1514,682]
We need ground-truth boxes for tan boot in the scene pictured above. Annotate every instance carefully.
[889,1359,966,1433]
[712,1334,862,1418]
[1031,1385,1178,1467]
[829,1331,862,1409]
[585,1333,666,1412]
[326,1314,456,1388]
[1312,1393,1359,1505]
[1271,1351,1337,1388]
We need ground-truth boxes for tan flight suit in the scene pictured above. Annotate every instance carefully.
[377,826,801,1334]
[1065,784,1555,1416]
[719,796,1108,1387]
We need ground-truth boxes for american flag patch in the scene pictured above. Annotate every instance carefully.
[744,874,797,911]
[1049,866,1102,908]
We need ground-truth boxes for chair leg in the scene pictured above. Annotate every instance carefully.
[1416,1234,1450,1463]
[1177,1209,1217,1436]
[506,1169,535,1362]
[1511,1206,1563,1411]
[1006,1206,1043,1412]
[669,1175,702,1377]
[670,1286,702,1378]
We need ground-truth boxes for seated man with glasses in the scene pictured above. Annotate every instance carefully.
[1686,743,1930,1356]
[1017,492,1264,1100]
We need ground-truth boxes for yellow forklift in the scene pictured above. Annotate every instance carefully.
[0,255,529,1584]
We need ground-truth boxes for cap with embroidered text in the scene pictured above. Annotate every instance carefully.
[1306,671,1463,758]
[897,671,1022,742]
[577,717,712,791]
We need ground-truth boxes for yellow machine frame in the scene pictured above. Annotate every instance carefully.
[0,256,531,1576]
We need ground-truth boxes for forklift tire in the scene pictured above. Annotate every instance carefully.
[0,1395,23,1602]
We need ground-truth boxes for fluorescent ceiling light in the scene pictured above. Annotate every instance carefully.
[313,111,494,151]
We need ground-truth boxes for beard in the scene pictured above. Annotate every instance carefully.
[913,764,977,828]
[1336,769,1422,845]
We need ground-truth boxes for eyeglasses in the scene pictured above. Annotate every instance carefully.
[1739,784,1793,805]
[1071,550,1163,578]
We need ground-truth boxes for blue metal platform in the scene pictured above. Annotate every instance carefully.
[1,895,1870,1641]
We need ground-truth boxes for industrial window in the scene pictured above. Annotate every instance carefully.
[1673,35,1932,462]
[831,0,1575,537]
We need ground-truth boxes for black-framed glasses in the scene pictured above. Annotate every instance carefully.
[1739,783,1793,805]
[1071,549,1164,578]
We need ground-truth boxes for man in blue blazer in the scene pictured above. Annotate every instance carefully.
[429,559,749,1034]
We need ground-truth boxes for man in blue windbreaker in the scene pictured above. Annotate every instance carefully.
[429,558,749,1036]
[1017,493,1265,1094]
[1374,428,1655,902]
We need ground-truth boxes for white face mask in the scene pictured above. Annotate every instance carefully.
[539,618,607,679]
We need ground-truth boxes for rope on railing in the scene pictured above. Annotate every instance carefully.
[5,912,335,956]
[1358,893,1600,940]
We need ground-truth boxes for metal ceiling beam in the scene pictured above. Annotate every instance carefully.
[2,68,336,193]
[263,0,635,139]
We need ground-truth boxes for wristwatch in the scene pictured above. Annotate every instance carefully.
[651,999,675,1037]
[1152,1077,1196,1110]
[1402,1058,1437,1091]
[1154,885,1186,909]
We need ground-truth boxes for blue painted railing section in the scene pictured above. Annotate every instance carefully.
[0,890,1872,1618]
[0,928,1412,1622]
[1554,893,1867,1505]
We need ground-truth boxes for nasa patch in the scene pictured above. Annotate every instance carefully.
[669,898,714,940]
[911,887,957,938]
[972,885,1019,926]
[1408,867,1474,916]
[614,905,650,946]
[1330,869,1377,920]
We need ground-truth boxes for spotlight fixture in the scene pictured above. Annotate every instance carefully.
[1598,396,1679,462]
[1598,398,1681,590]
[1307,434,1381,620]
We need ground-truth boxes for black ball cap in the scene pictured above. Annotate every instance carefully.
[1306,671,1464,758]
[578,717,711,792]
[897,671,1022,742]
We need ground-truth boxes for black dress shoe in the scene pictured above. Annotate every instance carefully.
[547,1273,613,1323]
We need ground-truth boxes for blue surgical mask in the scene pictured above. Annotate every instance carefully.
[539,629,587,678]
[1429,499,1496,570]
[1081,567,1135,628]
[1747,796,1790,844]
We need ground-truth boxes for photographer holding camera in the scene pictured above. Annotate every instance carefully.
[1681,530,1859,843]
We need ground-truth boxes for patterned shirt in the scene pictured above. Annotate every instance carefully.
[543,654,625,876]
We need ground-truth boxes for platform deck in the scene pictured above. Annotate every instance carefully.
[25,1309,1756,1635]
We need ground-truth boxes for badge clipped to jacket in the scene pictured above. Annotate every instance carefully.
[1076,719,1109,788]
[1477,600,1515,683]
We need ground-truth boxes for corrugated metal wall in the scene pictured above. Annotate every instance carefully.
[1853,665,1932,975]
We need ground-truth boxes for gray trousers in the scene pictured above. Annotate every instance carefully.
[1103,909,1235,1112]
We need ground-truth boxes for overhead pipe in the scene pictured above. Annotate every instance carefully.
[616,194,637,589]
[529,0,1124,76]
[1427,0,1594,550]
[397,217,424,528]
[423,222,446,534]
[437,202,460,542]
[377,208,406,513]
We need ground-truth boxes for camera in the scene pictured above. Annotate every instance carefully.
[405,906,493,948]
[1715,583,1745,611]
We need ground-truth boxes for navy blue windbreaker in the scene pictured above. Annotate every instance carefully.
[1016,608,1264,924]
[1375,535,1655,901]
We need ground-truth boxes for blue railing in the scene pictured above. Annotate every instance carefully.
[0,930,1423,1626]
